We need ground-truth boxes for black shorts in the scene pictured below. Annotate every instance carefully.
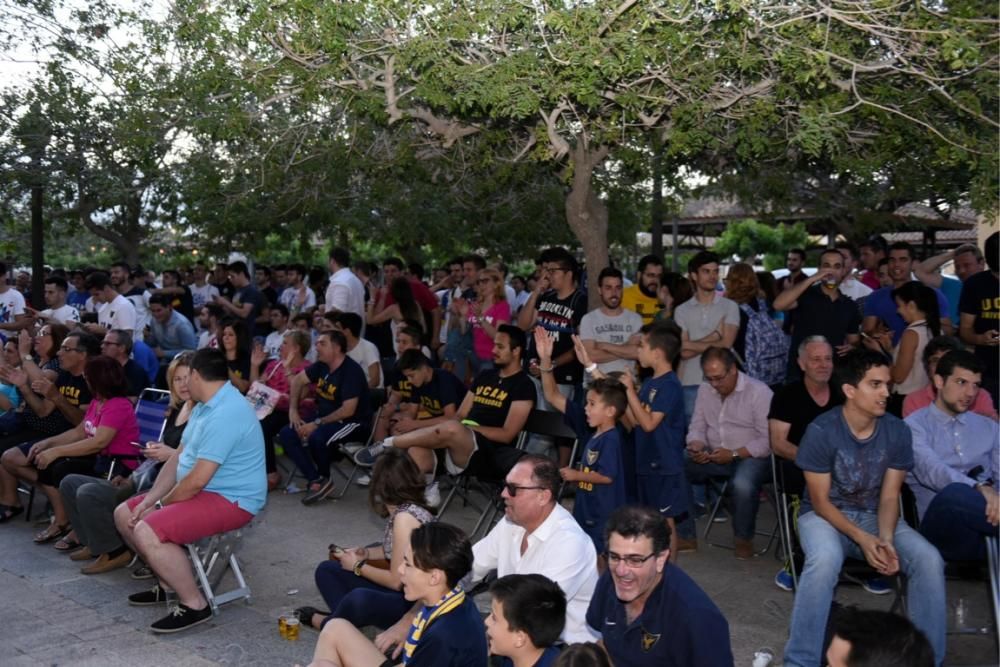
[463,433,524,481]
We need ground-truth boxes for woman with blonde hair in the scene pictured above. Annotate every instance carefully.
[461,267,510,374]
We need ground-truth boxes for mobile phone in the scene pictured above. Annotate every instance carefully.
[328,544,345,556]
[131,441,147,450]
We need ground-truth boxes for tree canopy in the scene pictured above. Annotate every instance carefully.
[0,0,995,271]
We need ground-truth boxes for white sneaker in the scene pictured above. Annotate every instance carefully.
[340,442,364,456]
[355,473,371,487]
[424,482,441,508]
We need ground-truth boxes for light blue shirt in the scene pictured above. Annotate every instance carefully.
[905,402,999,518]
[178,381,266,514]
[150,310,198,359]
[0,382,20,413]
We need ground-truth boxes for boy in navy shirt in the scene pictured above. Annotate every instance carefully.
[534,329,626,570]
[619,323,686,559]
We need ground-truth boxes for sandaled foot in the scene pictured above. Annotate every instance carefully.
[54,532,82,552]
[34,522,70,544]
[301,478,335,505]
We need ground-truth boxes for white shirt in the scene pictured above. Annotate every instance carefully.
[325,268,365,320]
[0,287,25,325]
[472,504,600,643]
[98,293,138,336]
[279,284,317,315]
[39,304,80,326]
[839,274,873,300]
[347,338,383,388]
[264,330,285,359]
[190,282,220,313]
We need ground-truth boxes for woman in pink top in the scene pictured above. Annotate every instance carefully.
[461,268,510,374]
[902,336,998,420]
[23,356,139,543]
[250,329,313,490]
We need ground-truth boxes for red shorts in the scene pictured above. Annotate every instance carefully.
[128,491,253,545]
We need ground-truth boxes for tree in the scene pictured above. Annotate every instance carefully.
[714,220,810,270]
[202,0,994,302]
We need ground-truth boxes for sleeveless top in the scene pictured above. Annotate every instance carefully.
[383,502,435,560]
[893,320,930,395]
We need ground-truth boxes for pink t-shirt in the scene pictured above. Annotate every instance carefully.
[84,397,141,469]
[902,383,998,421]
[468,300,511,361]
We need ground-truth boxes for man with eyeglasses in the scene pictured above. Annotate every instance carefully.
[372,454,599,660]
[518,246,587,466]
[675,346,773,559]
[100,329,150,401]
[586,504,732,666]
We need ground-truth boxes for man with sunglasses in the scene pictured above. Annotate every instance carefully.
[587,504,732,666]
[372,454,600,660]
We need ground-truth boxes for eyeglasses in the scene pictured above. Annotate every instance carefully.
[705,368,733,385]
[503,482,546,497]
[605,551,657,568]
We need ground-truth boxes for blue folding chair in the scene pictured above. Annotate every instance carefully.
[107,388,171,478]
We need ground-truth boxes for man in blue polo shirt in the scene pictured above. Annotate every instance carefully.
[586,505,732,666]
[863,242,952,345]
[115,348,266,634]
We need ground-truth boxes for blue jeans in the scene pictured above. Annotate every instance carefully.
[675,453,772,541]
[278,421,365,483]
[784,510,946,667]
[314,559,411,630]
[919,482,998,562]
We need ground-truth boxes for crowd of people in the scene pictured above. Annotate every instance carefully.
[0,231,996,666]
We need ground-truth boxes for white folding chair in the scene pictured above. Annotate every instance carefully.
[186,511,263,615]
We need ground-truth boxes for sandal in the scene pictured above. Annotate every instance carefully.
[34,522,70,544]
[293,606,329,630]
[54,535,83,552]
[0,504,24,524]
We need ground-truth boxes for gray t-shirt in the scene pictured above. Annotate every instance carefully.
[673,293,740,386]
[796,407,914,515]
[578,308,644,376]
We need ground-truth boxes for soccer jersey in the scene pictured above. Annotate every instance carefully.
[633,371,685,475]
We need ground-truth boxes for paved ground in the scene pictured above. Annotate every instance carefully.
[1,466,996,666]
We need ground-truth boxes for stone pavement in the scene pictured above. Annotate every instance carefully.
[1,471,996,666]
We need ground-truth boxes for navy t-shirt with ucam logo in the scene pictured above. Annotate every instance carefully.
[305,356,371,423]
[796,406,914,515]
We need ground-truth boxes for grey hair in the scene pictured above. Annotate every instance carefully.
[797,335,831,359]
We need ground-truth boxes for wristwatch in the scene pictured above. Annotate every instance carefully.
[314,418,323,426]
[731,450,741,462]
[353,559,367,576]
[154,500,164,510]
[22,355,33,362]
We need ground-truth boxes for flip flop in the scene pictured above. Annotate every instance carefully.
[0,504,24,524]
[54,536,82,552]
[34,523,70,544]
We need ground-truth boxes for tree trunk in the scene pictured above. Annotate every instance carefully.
[30,184,44,309]
[564,143,610,310]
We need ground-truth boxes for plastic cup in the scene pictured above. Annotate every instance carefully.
[285,616,300,641]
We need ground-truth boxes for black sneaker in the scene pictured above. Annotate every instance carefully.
[128,584,169,606]
[150,603,213,634]
[301,478,336,506]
